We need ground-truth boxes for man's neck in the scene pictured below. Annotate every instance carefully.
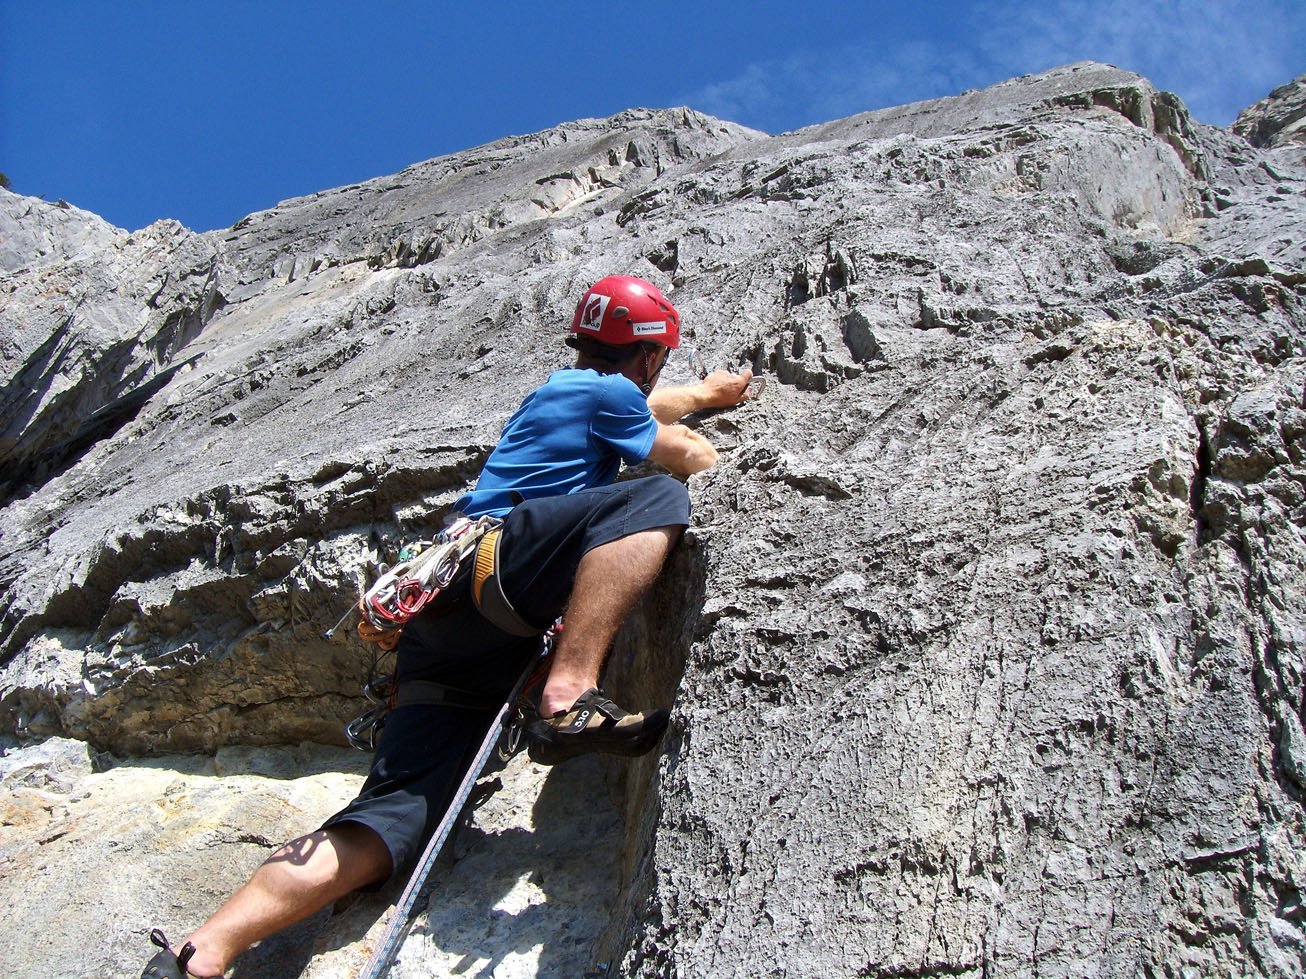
[573,354,644,389]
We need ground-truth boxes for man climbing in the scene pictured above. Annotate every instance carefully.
[141,275,754,978]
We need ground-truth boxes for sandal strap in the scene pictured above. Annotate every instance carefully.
[589,694,628,722]
[558,689,627,734]
[144,930,196,978]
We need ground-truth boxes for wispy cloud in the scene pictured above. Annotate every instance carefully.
[973,0,1305,124]
[685,41,974,135]
[683,0,1304,131]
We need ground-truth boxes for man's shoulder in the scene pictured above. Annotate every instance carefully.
[543,368,645,406]
[545,367,618,387]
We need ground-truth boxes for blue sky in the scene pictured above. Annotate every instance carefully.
[2,1,1302,233]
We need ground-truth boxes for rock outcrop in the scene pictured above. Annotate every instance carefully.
[1,63,1304,977]
[1234,72,1306,148]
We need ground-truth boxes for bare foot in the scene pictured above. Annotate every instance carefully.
[176,938,226,979]
[539,684,588,717]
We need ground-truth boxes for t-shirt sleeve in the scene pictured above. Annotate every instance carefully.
[591,375,659,464]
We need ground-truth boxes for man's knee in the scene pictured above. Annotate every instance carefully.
[328,822,394,885]
[265,825,391,890]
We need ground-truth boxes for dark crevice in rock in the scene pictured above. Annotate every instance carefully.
[786,246,856,309]
[2,226,222,487]
[1105,239,1182,276]
[647,239,679,275]
[786,267,812,307]
[1191,419,1214,546]
[841,310,885,365]
[3,353,204,506]
[0,315,77,478]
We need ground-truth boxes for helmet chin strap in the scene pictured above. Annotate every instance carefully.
[640,347,666,395]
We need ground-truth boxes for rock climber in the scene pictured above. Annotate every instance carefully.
[140,274,754,978]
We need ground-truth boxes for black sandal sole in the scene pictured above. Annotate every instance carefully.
[526,720,668,765]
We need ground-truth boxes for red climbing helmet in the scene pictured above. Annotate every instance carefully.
[569,275,681,349]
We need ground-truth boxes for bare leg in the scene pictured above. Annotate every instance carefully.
[539,526,680,716]
[178,822,391,977]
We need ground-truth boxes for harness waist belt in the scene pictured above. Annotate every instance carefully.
[471,528,542,637]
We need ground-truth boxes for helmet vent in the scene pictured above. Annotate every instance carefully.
[612,305,630,318]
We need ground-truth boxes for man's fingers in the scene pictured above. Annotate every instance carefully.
[702,369,754,406]
[727,369,754,404]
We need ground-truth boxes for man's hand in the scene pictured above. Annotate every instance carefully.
[647,423,719,476]
[700,369,754,409]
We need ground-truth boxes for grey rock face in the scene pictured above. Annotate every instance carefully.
[1,65,1304,977]
[1234,73,1306,148]
[0,203,222,501]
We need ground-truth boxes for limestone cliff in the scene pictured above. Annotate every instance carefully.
[1234,72,1306,149]
[1,63,1304,978]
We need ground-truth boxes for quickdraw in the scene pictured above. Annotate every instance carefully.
[343,674,396,752]
[361,515,502,630]
[498,621,562,760]
[322,515,501,641]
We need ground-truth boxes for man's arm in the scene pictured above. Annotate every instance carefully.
[645,423,719,476]
[647,369,754,424]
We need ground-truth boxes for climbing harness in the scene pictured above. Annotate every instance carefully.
[357,627,557,979]
[336,515,499,750]
[470,527,540,637]
[340,515,552,751]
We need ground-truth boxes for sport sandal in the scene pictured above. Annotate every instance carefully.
[527,688,669,765]
[141,929,197,979]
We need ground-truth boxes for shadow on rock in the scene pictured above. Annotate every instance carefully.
[404,752,626,979]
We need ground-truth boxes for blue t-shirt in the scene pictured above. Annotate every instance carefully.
[454,368,659,517]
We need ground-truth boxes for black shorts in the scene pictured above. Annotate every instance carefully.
[322,475,689,877]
